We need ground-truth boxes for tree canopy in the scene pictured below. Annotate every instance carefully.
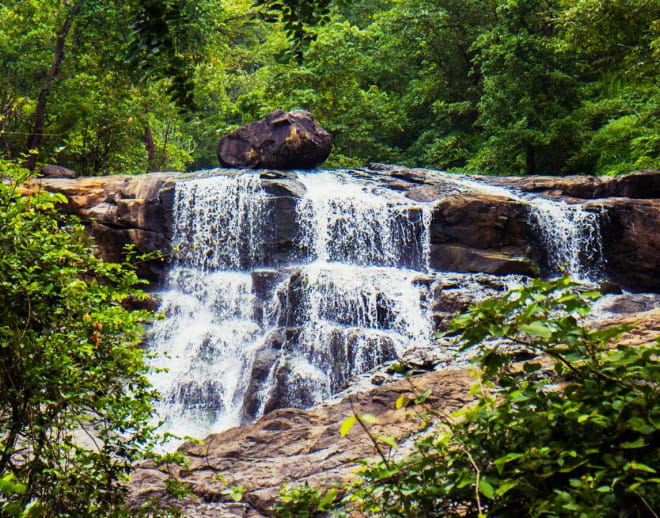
[1,0,657,175]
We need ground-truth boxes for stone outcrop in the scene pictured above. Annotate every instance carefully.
[129,366,476,517]
[129,308,660,517]
[41,164,77,178]
[27,171,305,282]
[30,166,660,292]
[484,169,660,199]
[217,110,332,170]
[27,173,181,281]
[593,198,660,292]
[429,193,537,276]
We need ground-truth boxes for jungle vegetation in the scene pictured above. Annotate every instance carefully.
[0,0,658,176]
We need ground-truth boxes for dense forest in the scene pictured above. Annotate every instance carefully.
[1,0,658,177]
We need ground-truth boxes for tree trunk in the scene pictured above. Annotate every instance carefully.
[525,143,536,175]
[144,125,157,172]
[23,6,78,171]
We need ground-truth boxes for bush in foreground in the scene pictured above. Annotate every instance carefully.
[0,160,161,516]
[276,277,660,517]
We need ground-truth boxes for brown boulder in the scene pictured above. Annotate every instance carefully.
[217,110,332,170]
[430,244,539,276]
[484,169,660,200]
[128,367,475,516]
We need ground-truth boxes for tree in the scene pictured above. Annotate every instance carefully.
[0,159,159,515]
[469,0,581,175]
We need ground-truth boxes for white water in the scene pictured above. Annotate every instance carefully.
[297,171,432,270]
[148,168,608,442]
[527,198,604,280]
[439,173,604,280]
[148,170,434,440]
[171,173,268,270]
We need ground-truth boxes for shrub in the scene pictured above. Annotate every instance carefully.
[0,159,160,516]
[277,277,660,517]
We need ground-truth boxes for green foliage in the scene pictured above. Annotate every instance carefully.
[0,159,161,515]
[1,0,657,174]
[276,277,660,516]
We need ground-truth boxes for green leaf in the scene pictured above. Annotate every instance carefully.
[317,489,337,511]
[377,435,398,449]
[479,479,495,499]
[520,321,554,339]
[340,416,357,438]
[625,461,656,473]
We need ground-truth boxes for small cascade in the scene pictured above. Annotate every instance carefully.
[171,174,268,270]
[526,198,604,280]
[440,173,605,280]
[296,171,431,270]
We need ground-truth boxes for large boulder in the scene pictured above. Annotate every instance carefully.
[217,110,332,169]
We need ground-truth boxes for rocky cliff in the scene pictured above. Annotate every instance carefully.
[30,166,660,516]
[32,166,660,291]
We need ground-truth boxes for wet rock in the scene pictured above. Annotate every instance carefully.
[597,294,660,315]
[431,244,539,276]
[431,193,529,249]
[405,184,443,202]
[129,366,476,516]
[217,110,332,170]
[599,280,622,295]
[595,198,660,292]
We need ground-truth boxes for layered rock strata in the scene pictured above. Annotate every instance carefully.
[31,166,660,292]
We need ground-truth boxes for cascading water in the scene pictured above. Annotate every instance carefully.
[526,198,604,280]
[148,170,434,440]
[147,168,608,442]
[148,174,271,437]
[297,171,431,269]
[443,174,605,280]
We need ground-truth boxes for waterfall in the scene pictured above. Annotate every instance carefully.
[296,171,431,270]
[171,173,268,270]
[526,198,604,280]
[148,168,607,442]
[148,170,433,440]
[148,268,260,438]
[442,174,604,280]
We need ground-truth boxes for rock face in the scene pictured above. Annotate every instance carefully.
[27,173,181,282]
[217,110,332,170]
[594,198,660,292]
[129,366,476,517]
[41,164,77,178]
[30,166,660,292]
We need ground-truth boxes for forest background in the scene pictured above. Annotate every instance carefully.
[1,0,658,178]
